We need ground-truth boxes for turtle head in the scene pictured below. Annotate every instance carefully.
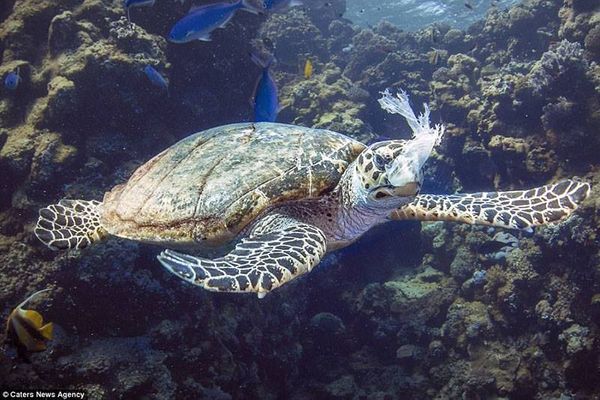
[341,88,444,209]
[354,141,421,203]
[352,133,440,206]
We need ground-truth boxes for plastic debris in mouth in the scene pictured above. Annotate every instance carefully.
[377,89,444,187]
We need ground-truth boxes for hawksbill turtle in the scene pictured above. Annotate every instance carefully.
[34,90,590,298]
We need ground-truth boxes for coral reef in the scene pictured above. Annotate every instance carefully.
[1,0,599,398]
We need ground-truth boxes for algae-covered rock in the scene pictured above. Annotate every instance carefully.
[279,63,373,142]
[257,9,327,67]
[430,53,480,124]
[29,76,78,129]
[525,40,588,97]
[450,246,482,282]
[442,299,493,347]
[309,312,346,336]
[303,0,346,33]
[27,132,78,188]
[559,324,593,355]
[385,267,449,306]
[48,10,95,56]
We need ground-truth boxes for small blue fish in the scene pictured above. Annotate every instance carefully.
[124,0,155,21]
[143,65,169,92]
[169,0,260,43]
[250,52,278,123]
[4,68,21,90]
[260,0,303,12]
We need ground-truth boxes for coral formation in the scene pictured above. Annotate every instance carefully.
[1,0,599,398]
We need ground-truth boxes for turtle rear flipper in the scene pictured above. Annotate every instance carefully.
[35,199,108,250]
[158,214,327,298]
[391,179,590,230]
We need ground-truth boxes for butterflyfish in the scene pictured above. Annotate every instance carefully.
[5,288,54,355]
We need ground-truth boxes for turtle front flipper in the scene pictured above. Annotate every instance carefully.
[35,199,108,250]
[157,213,327,298]
[390,179,590,230]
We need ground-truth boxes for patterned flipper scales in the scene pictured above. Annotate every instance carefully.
[391,179,590,229]
[157,214,327,298]
[35,199,108,250]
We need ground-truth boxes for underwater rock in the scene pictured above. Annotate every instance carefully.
[257,9,327,68]
[302,0,346,34]
[0,127,35,189]
[541,97,578,132]
[464,342,524,396]
[442,299,493,348]
[53,337,175,398]
[396,344,422,364]
[327,19,357,64]
[324,375,357,399]
[526,40,588,97]
[309,312,346,336]
[342,28,399,83]
[29,76,79,129]
[355,266,458,355]
[558,0,600,44]
[47,11,91,56]
[278,63,373,142]
[0,1,79,61]
[430,53,480,125]
[25,132,78,195]
[420,221,452,263]
[534,274,578,329]
[583,23,600,60]
[442,28,466,50]
[457,137,496,188]
[559,324,594,356]
[479,231,519,263]
[427,339,446,361]
[541,97,597,163]
[507,6,535,33]
[449,246,482,282]
[472,270,487,285]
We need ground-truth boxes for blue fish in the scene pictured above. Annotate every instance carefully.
[260,0,303,12]
[169,0,260,43]
[143,65,169,92]
[124,0,155,22]
[4,68,21,90]
[251,52,278,123]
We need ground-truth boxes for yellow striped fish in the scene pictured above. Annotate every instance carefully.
[6,289,53,355]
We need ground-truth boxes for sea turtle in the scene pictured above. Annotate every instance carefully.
[34,90,591,298]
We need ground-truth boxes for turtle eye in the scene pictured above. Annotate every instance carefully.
[373,153,386,170]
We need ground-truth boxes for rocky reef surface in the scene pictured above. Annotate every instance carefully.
[1,0,599,399]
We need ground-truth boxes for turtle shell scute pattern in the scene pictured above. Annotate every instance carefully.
[100,123,365,247]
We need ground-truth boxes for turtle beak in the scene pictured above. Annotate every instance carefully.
[388,182,420,196]
[369,182,420,200]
